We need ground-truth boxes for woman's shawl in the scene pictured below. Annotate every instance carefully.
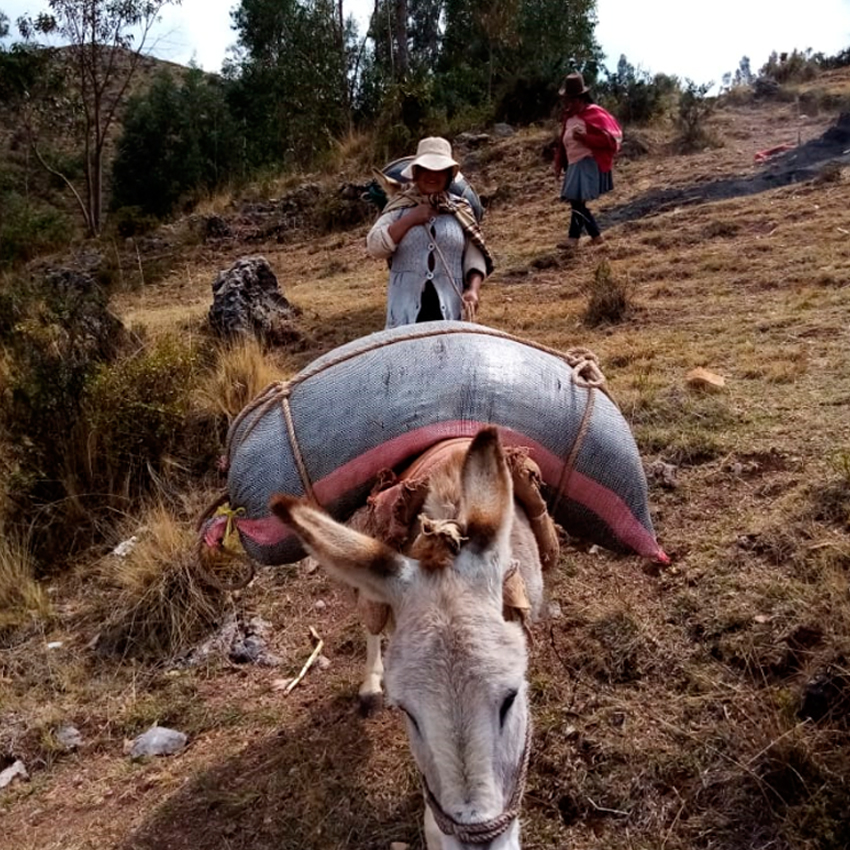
[382,185,494,275]
[555,104,623,174]
[581,105,623,172]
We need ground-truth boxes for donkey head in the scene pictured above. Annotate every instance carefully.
[270,428,530,850]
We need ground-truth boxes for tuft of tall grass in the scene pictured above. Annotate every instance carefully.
[96,503,227,659]
[0,531,50,639]
[195,337,288,422]
[581,260,636,326]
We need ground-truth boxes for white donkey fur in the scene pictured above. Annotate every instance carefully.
[270,428,544,850]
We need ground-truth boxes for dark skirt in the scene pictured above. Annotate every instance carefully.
[561,157,613,202]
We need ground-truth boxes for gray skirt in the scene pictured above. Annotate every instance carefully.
[560,157,613,202]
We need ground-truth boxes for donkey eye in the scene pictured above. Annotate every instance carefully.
[499,690,518,727]
[399,705,421,734]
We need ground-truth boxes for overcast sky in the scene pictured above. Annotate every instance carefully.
[2,0,849,86]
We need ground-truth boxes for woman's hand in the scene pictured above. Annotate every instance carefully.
[463,271,483,320]
[387,203,433,244]
[405,203,434,226]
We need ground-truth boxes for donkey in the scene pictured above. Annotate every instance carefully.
[270,427,550,849]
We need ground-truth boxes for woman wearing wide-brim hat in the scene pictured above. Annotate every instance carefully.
[367,137,493,328]
[553,72,623,250]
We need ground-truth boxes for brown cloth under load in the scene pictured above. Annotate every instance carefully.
[352,443,560,634]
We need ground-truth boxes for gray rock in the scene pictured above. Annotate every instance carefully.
[455,132,491,148]
[230,635,265,664]
[208,256,302,345]
[204,214,233,241]
[492,123,516,138]
[129,726,188,759]
[56,725,84,750]
[0,760,28,789]
[178,611,280,668]
[646,460,679,490]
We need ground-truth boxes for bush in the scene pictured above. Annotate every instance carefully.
[601,56,679,125]
[110,205,160,239]
[82,334,206,490]
[760,49,820,84]
[0,272,219,571]
[582,260,634,326]
[0,268,127,569]
[111,69,242,219]
[495,73,561,125]
[675,80,716,152]
[0,193,72,269]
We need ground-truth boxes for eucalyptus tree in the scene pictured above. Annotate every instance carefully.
[228,0,360,167]
[15,0,180,236]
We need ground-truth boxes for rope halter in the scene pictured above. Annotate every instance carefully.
[422,721,532,845]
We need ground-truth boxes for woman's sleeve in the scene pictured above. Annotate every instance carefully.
[463,242,488,279]
[366,211,400,259]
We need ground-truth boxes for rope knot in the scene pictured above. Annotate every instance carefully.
[418,516,467,553]
[564,346,607,388]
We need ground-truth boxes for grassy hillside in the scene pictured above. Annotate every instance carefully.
[1,70,849,850]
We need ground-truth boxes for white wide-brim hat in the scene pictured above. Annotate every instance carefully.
[400,137,460,179]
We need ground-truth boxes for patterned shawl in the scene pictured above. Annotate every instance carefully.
[382,184,494,275]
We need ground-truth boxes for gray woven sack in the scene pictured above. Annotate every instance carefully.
[221,322,664,565]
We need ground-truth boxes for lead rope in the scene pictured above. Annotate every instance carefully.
[423,720,532,845]
[422,222,478,323]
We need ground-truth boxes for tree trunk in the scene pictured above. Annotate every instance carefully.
[393,0,409,78]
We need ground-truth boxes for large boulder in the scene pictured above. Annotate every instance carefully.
[208,257,301,345]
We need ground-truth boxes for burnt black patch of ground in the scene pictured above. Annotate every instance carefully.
[602,113,850,225]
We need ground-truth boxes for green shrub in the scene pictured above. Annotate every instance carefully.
[601,56,679,125]
[760,49,820,84]
[0,277,218,571]
[110,205,160,239]
[0,193,72,268]
[83,334,205,487]
[0,269,127,569]
[111,69,242,219]
[675,80,716,152]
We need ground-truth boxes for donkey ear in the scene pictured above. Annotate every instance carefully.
[269,495,407,604]
[458,427,513,550]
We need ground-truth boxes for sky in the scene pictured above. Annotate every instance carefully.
[2,0,849,88]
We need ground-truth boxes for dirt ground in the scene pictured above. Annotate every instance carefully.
[2,79,850,850]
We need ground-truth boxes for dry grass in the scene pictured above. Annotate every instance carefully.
[194,337,291,422]
[94,503,227,659]
[192,187,237,217]
[580,259,636,326]
[0,531,50,640]
[324,127,382,173]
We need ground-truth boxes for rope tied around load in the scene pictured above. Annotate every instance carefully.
[211,324,622,564]
[195,499,256,591]
[563,346,607,390]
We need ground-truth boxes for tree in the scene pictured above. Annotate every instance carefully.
[111,67,241,219]
[227,0,357,168]
[16,0,180,236]
[603,54,678,124]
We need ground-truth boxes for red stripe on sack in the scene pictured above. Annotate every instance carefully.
[234,420,667,562]
[203,516,227,548]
